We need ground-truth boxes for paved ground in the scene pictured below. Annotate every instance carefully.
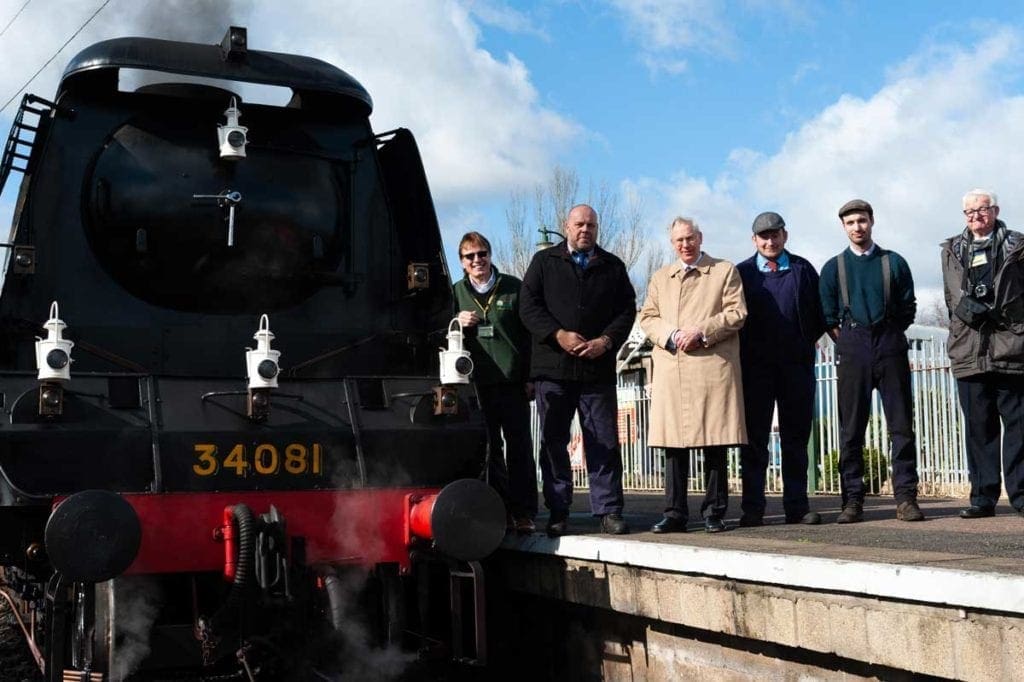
[539,492,1024,577]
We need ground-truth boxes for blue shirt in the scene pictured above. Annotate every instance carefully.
[756,251,790,272]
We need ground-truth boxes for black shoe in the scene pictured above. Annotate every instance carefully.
[704,517,726,533]
[738,514,763,527]
[896,500,925,522]
[600,513,629,535]
[546,512,570,537]
[959,505,995,519]
[514,517,536,534]
[651,516,687,534]
[786,511,822,525]
[836,502,863,524]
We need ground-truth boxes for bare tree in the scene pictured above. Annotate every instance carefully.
[496,188,533,278]
[916,297,950,329]
[635,237,671,305]
[495,166,653,283]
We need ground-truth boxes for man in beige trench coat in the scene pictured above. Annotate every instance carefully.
[640,217,748,533]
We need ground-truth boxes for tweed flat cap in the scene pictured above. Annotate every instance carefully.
[838,199,873,218]
[752,211,786,233]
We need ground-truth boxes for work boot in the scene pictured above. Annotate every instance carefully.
[836,502,863,524]
[514,517,537,534]
[600,513,629,535]
[786,511,822,525]
[896,500,925,522]
[546,511,570,537]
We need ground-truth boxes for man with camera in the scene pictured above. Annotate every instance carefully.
[819,199,924,523]
[941,189,1024,519]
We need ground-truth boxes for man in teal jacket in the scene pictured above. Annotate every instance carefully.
[453,231,537,533]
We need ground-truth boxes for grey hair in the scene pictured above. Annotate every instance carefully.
[668,216,701,234]
[962,189,998,208]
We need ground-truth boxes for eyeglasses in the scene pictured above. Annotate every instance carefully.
[461,250,489,261]
[964,206,995,218]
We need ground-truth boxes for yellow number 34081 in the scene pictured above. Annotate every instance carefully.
[192,443,324,477]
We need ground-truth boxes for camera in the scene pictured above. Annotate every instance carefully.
[217,97,248,160]
[973,283,989,299]
[954,292,991,329]
[439,318,473,385]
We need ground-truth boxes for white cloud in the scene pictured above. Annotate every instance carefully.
[0,0,577,207]
[607,0,737,75]
[640,29,1024,295]
[249,1,578,205]
[464,0,549,41]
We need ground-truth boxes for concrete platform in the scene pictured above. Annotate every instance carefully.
[491,494,1024,680]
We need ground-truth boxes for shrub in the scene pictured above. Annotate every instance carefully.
[820,447,890,493]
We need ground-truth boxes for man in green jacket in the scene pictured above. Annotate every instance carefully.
[453,231,537,533]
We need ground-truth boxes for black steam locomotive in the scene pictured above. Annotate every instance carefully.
[0,27,504,680]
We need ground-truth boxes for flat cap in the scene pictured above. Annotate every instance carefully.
[838,199,873,218]
[752,211,785,234]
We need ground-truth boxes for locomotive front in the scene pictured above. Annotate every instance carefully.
[0,27,504,680]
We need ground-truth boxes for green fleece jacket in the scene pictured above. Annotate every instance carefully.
[452,268,531,386]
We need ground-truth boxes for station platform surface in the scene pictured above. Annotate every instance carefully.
[501,493,1024,615]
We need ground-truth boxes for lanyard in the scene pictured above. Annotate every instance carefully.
[471,276,501,318]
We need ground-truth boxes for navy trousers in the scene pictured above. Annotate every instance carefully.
[835,323,919,504]
[957,373,1024,511]
[534,380,624,516]
[478,383,538,519]
[663,446,728,521]
[740,361,816,519]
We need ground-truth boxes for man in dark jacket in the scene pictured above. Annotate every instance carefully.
[819,199,924,523]
[941,189,1024,519]
[453,231,537,533]
[519,204,637,536]
[737,212,826,527]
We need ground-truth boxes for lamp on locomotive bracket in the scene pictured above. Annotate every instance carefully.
[220,26,248,62]
[35,301,73,417]
[407,262,429,290]
[217,97,248,160]
[434,318,473,415]
[245,314,280,422]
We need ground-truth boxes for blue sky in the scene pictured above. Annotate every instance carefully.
[1,0,1023,316]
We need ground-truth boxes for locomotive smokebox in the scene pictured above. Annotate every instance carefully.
[409,479,505,561]
[45,490,142,583]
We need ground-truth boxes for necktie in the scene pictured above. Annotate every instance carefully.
[572,251,589,269]
[766,260,778,272]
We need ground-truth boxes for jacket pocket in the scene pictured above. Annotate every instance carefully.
[945,319,975,364]
[989,329,1024,364]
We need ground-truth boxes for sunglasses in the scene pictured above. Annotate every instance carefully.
[461,250,489,261]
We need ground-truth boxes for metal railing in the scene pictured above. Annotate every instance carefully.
[530,336,971,497]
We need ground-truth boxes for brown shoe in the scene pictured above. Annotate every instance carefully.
[836,502,863,524]
[896,500,925,522]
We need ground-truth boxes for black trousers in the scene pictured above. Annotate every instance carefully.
[956,373,1024,511]
[535,380,624,516]
[479,383,538,519]
[835,323,919,504]
[663,446,728,521]
[740,361,816,519]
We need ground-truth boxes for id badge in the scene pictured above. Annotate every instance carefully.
[478,325,495,338]
[971,251,988,267]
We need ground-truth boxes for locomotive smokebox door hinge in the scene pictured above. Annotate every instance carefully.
[192,190,242,246]
[407,262,429,289]
[12,245,34,274]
